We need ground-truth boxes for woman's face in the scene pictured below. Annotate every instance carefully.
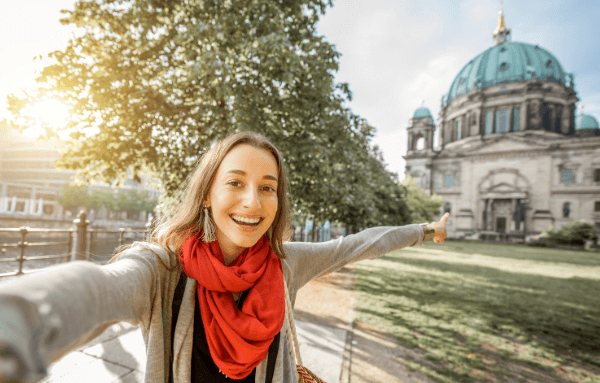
[206,144,279,259]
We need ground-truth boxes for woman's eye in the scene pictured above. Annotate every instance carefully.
[227,181,242,187]
[262,186,276,193]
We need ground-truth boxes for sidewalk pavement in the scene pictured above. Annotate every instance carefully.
[38,320,347,383]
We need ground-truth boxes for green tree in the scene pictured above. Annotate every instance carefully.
[400,174,444,224]
[6,0,406,227]
[365,146,412,227]
[90,189,117,211]
[115,189,158,215]
[60,184,90,210]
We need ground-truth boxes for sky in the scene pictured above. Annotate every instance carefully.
[1,0,600,180]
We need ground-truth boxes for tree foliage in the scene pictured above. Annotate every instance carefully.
[400,174,444,224]
[7,0,410,227]
[60,184,157,214]
[60,184,90,210]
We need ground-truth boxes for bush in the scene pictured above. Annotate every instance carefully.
[540,221,599,247]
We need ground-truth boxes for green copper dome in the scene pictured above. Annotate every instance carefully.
[444,42,568,105]
[575,114,600,130]
[413,107,432,119]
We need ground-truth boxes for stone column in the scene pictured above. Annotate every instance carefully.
[483,199,488,230]
[548,104,556,132]
[11,196,17,213]
[427,130,433,150]
[560,102,571,134]
[508,107,514,132]
[0,184,6,213]
[510,199,517,231]
[487,199,494,231]
[29,187,37,214]
[37,198,44,216]
[479,107,486,135]
[481,199,487,230]
[521,101,528,131]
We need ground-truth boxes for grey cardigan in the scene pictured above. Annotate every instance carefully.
[0,225,424,383]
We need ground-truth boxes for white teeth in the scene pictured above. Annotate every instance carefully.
[231,215,261,224]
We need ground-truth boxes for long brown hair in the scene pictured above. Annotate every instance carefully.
[108,131,291,269]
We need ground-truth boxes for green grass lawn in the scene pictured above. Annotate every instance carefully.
[354,240,600,382]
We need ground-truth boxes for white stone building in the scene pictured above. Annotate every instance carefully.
[404,11,600,240]
[0,126,159,221]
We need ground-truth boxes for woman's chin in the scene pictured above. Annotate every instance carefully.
[218,228,267,250]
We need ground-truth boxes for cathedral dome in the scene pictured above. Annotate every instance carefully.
[413,107,432,119]
[446,42,567,104]
[575,114,600,130]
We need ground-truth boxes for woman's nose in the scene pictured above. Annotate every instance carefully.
[242,187,261,209]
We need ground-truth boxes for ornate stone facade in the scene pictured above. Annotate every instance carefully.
[404,13,600,240]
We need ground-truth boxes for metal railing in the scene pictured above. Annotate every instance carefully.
[0,211,150,279]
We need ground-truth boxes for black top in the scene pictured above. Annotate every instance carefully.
[170,272,280,383]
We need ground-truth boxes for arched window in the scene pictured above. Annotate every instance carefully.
[416,137,425,150]
[563,202,570,218]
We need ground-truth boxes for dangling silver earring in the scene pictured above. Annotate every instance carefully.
[202,206,216,242]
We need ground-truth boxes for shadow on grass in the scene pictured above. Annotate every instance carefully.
[354,250,600,382]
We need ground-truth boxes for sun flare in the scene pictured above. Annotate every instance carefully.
[23,99,70,138]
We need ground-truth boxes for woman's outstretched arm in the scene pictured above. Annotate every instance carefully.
[284,213,449,293]
[0,245,162,382]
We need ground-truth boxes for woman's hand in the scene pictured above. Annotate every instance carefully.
[0,301,48,383]
[428,212,450,244]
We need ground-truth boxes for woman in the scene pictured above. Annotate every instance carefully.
[0,131,449,383]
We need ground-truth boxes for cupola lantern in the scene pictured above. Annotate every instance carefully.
[492,2,511,46]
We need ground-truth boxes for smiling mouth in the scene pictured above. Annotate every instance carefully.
[230,215,263,227]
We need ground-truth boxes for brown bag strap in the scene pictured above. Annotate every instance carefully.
[283,277,303,368]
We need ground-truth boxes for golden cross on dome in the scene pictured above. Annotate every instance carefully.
[492,0,511,46]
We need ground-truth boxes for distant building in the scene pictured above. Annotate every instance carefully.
[0,127,73,218]
[0,126,159,221]
[404,9,600,240]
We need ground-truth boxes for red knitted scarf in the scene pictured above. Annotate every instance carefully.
[179,234,285,379]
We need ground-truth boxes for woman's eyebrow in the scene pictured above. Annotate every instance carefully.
[226,169,278,182]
